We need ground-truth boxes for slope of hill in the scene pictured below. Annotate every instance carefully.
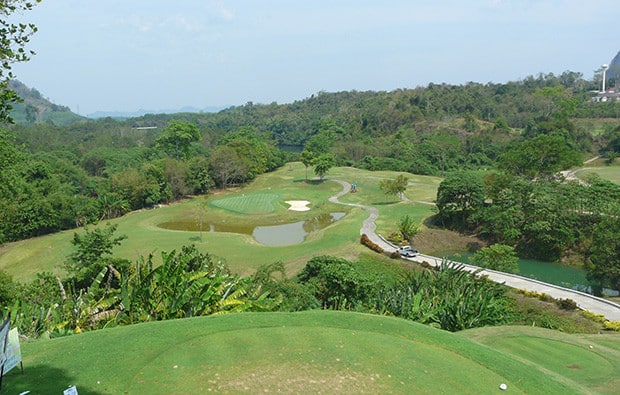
[6,311,618,394]
[7,80,85,125]
[609,50,620,83]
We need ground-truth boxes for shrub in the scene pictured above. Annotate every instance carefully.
[298,255,376,310]
[556,298,578,310]
[375,260,513,331]
[603,320,620,331]
[0,270,17,307]
[389,251,401,259]
[581,310,607,323]
[360,234,384,254]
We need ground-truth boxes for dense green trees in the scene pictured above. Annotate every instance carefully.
[438,169,620,268]
[498,134,582,179]
[155,121,201,159]
[436,171,485,229]
[587,211,620,293]
[0,119,288,241]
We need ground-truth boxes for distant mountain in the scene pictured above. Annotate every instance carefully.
[8,80,85,125]
[87,105,228,119]
[609,50,620,84]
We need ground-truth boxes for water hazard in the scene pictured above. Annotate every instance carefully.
[448,252,618,296]
[159,212,346,247]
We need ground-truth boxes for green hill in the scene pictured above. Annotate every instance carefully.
[5,311,618,394]
[7,80,85,125]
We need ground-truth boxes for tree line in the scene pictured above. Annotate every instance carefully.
[0,122,287,243]
[3,69,620,243]
[436,168,620,294]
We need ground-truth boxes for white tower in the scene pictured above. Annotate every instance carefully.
[602,64,609,93]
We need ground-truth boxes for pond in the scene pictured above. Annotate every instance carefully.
[446,252,618,295]
[159,212,346,247]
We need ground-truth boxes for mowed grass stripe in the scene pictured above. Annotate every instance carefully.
[461,326,620,394]
[209,192,280,214]
[5,311,586,394]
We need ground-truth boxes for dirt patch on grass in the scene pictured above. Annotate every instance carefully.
[210,363,386,394]
[411,228,485,256]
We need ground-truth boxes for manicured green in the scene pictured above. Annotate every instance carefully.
[5,311,606,394]
[209,192,281,214]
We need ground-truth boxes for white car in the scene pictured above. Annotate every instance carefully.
[396,246,419,257]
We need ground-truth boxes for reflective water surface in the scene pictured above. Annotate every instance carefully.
[159,212,345,246]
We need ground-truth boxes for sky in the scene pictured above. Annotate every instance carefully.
[9,0,620,116]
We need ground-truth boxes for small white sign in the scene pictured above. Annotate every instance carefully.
[63,385,78,395]
[3,328,22,373]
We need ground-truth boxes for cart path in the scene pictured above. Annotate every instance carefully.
[328,179,620,321]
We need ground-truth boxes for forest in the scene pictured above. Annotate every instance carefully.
[1,71,619,242]
[1,69,620,337]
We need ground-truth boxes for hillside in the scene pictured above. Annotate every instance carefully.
[7,80,84,125]
[5,311,618,394]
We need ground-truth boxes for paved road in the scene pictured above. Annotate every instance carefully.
[329,179,620,322]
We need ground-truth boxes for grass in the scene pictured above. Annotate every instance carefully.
[209,192,281,214]
[0,163,440,282]
[575,162,620,185]
[6,310,614,394]
[462,325,620,394]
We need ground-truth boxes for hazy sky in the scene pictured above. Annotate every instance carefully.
[10,0,619,115]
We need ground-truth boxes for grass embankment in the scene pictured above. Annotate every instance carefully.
[7,311,618,394]
[0,163,441,282]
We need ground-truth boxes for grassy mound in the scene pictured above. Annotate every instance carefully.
[6,311,616,394]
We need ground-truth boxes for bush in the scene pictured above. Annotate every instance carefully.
[556,298,578,311]
[360,234,384,254]
[297,255,377,310]
[603,320,620,331]
[375,261,513,331]
[0,270,17,307]
[581,310,607,324]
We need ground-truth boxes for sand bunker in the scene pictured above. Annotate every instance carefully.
[286,200,311,211]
